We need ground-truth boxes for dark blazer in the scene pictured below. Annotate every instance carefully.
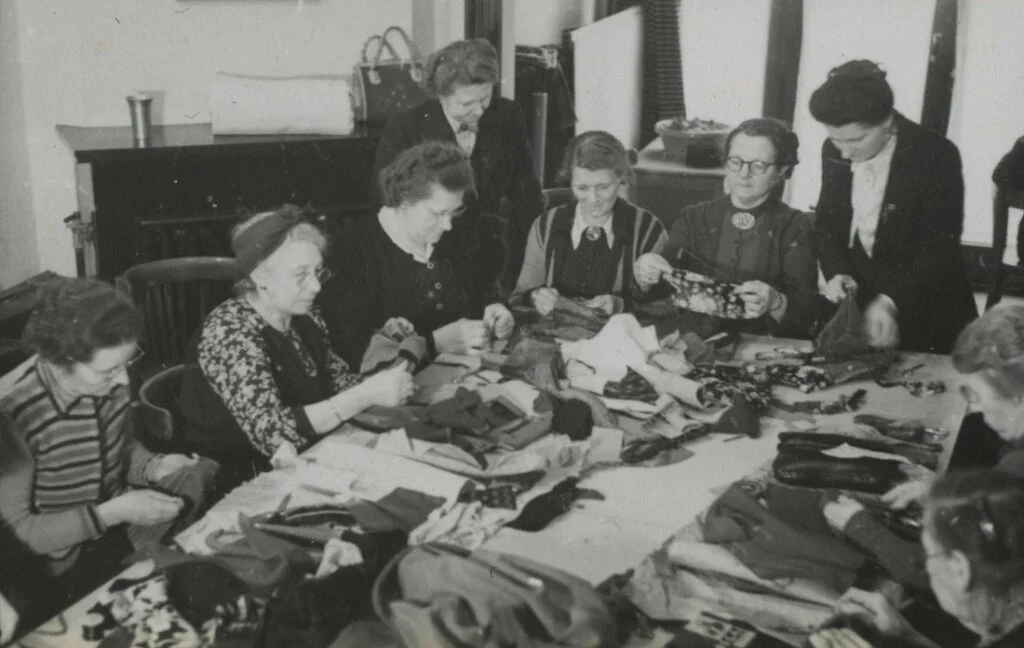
[373,97,544,285]
[814,113,977,354]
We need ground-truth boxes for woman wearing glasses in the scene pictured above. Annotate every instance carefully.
[511,130,667,316]
[181,206,413,492]
[812,470,1024,648]
[811,60,976,354]
[319,141,514,368]
[0,278,216,602]
[634,117,818,337]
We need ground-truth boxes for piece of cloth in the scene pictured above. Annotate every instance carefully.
[505,477,602,532]
[318,214,501,368]
[182,298,359,489]
[662,194,818,338]
[552,399,594,441]
[814,111,977,354]
[849,130,898,257]
[701,484,865,593]
[373,97,543,291]
[511,198,668,311]
[816,294,871,358]
[345,488,446,533]
[842,508,927,591]
[360,330,429,375]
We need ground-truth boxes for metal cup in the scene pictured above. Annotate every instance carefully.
[126,93,153,146]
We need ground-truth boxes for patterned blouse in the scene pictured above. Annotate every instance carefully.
[197,297,361,457]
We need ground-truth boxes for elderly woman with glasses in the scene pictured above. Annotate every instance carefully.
[373,38,543,290]
[180,206,413,492]
[320,141,514,368]
[811,60,976,354]
[511,130,667,316]
[634,117,818,337]
[811,470,1024,648]
[0,278,217,603]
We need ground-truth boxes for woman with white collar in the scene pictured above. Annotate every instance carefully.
[811,59,976,354]
[511,130,667,316]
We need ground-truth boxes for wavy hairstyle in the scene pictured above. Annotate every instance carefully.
[724,117,800,179]
[556,130,638,186]
[378,140,475,208]
[809,59,894,127]
[422,39,500,98]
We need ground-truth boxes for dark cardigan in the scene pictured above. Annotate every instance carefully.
[814,112,977,354]
[373,97,544,285]
[318,215,502,368]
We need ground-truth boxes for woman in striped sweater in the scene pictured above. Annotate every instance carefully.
[511,131,668,316]
[0,278,217,603]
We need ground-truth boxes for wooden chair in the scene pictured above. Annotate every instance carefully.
[138,363,188,452]
[119,257,236,378]
[542,187,574,210]
[986,185,1024,309]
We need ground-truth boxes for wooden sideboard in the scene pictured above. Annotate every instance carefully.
[57,123,383,280]
[633,137,726,229]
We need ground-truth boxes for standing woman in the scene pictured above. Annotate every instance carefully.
[373,38,544,291]
[634,117,818,338]
[811,59,976,354]
[511,130,667,316]
[180,206,413,492]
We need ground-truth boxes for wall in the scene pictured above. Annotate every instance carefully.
[3,0,412,284]
[514,0,583,46]
[0,2,38,289]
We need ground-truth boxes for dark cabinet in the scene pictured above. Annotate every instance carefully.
[57,124,382,280]
[633,138,726,229]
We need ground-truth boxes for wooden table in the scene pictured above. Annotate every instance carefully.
[18,336,967,647]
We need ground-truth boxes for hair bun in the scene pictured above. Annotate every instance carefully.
[829,59,887,81]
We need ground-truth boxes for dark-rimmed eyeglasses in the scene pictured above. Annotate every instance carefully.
[86,346,145,380]
[725,157,777,176]
[293,265,332,287]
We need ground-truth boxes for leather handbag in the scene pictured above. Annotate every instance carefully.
[352,26,429,123]
[372,543,617,647]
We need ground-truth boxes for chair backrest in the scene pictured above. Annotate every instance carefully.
[120,257,237,370]
[542,187,574,211]
[139,363,188,451]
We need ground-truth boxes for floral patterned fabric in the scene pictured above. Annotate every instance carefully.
[197,297,361,457]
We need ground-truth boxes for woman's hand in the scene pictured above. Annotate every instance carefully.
[634,253,673,289]
[824,274,858,303]
[735,280,782,318]
[883,465,936,510]
[530,287,561,317]
[864,296,899,348]
[483,304,515,340]
[382,316,416,340]
[834,589,916,642]
[357,365,414,408]
[584,294,623,315]
[433,318,487,354]
[807,628,874,648]
[97,489,183,527]
[146,454,199,483]
[824,495,866,532]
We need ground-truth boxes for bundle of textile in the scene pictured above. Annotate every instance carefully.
[816,294,871,358]
[773,431,939,493]
[666,270,748,319]
[360,325,429,374]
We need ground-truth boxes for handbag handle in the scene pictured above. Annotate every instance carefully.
[361,33,399,64]
[372,25,422,68]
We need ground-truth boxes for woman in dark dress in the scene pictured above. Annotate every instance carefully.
[813,470,1024,648]
[373,38,544,291]
[319,141,514,368]
[634,117,818,338]
[810,60,976,353]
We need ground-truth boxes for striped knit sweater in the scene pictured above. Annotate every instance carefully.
[0,357,154,573]
[511,198,668,309]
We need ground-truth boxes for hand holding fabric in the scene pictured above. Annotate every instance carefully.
[633,252,673,289]
[834,589,918,645]
[98,489,184,527]
[735,280,781,318]
[483,303,514,340]
[359,364,414,407]
[147,453,199,483]
[433,318,487,354]
[584,294,623,316]
[824,274,858,303]
[864,295,899,348]
[382,316,416,340]
[530,287,560,316]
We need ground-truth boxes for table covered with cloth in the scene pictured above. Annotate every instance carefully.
[16,335,966,648]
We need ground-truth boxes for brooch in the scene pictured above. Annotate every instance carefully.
[731,211,756,231]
